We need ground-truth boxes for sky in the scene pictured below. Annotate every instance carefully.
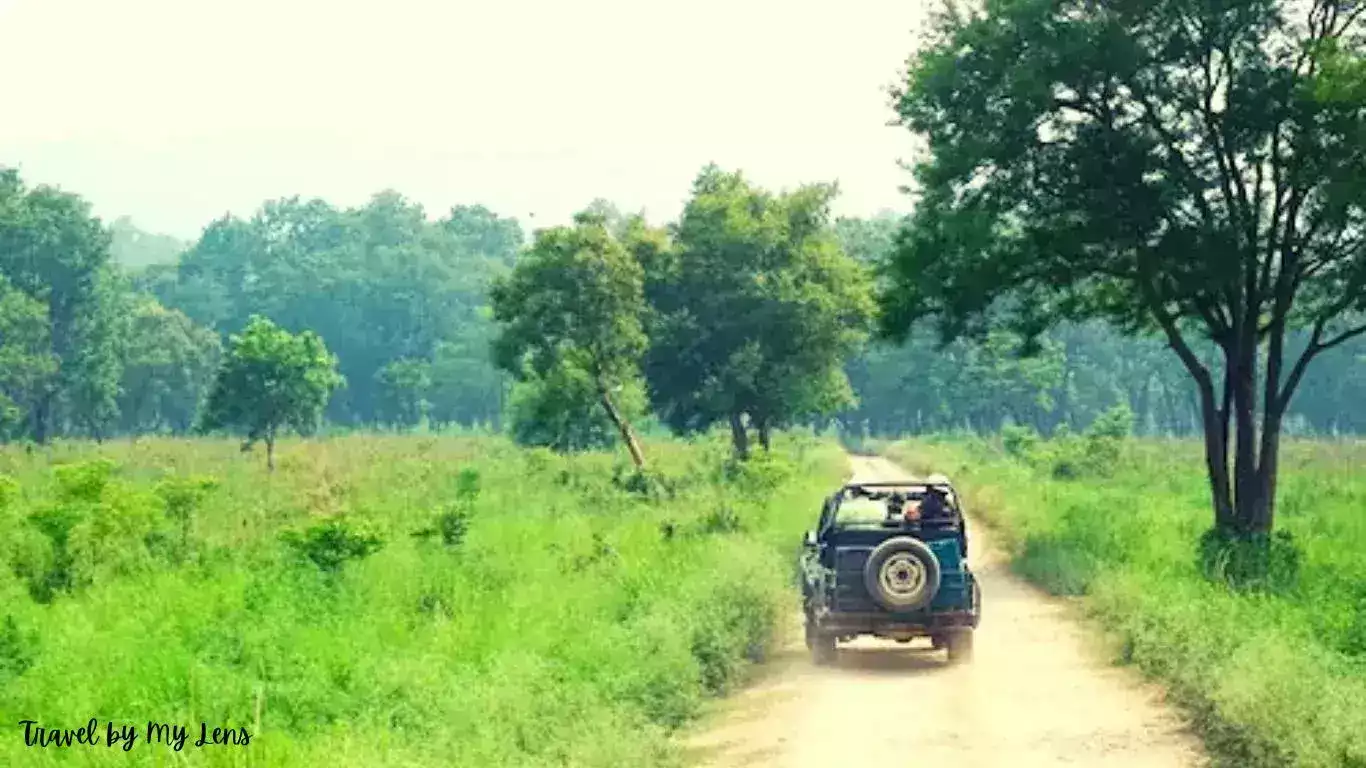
[0,0,930,240]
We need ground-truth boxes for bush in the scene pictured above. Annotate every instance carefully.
[152,475,219,562]
[282,518,386,573]
[1002,423,1042,459]
[0,615,35,683]
[1006,407,1133,480]
[1198,528,1302,593]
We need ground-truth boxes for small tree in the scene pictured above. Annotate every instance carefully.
[199,316,344,470]
[490,209,651,467]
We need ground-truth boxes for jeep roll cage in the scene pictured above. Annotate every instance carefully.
[815,481,963,541]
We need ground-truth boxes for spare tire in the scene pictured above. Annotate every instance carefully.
[864,536,941,612]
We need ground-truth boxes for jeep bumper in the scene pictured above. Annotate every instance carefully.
[812,608,979,637]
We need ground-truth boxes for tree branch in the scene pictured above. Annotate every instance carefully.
[1277,313,1366,413]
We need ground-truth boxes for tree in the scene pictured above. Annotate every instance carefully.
[109,217,188,268]
[489,209,651,467]
[154,193,519,428]
[0,168,121,442]
[63,268,131,441]
[118,298,221,435]
[0,275,57,439]
[506,360,649,452]
[426,318,509,432]
[883,0,1366,541]
[199,315,344,470]
[374,358,431,430]
[646,165,876,458]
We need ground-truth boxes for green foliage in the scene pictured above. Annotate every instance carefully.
[152,194,522,429]
[882,0,1366,534]
[0,615,35,683]
[491,210,651,463]
[9,459,171,602]
[1089,404,1136,442]
[414,468,480,548]
[0,434,847,767]
[117,298,222,435]
[281,518,385,574]
[375,357,432,430]
[0,275,56,440]
[199,315,345,459]
[1001,422,1041,458]
[645,166,876,455]
[889,438,1366,767]
[507,362,648,453]
[0,167,120,442]
[153,475,219,562]
[108,217,188,268]
[1198,528,1303,594]
[1001,405,1134,480]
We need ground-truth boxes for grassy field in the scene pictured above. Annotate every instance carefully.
[885,436,1366,768]
[0,433,846,767]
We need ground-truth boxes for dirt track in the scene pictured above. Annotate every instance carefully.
[683,455,1207,768]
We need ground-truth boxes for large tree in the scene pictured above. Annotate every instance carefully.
[0,275,57,439]
[118,298,222,435]
[883,0,1366,539]
[0,168,122,442]
[490,209,651,467]
[646,166,876,457]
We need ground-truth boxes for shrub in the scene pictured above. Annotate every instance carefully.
[1198,528,1302,593]
[152,475,220,563]
[281,518,385,573]
[0,615,35,683]
[1002,422,1042,459]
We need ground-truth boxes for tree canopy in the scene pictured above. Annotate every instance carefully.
[199,315,344,470]
[644,165,877,457]
[881,0,1366,537]
[490,210,652,466]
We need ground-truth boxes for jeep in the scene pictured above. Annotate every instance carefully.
[798,476,981,665]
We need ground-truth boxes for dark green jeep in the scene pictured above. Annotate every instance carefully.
[799,477,981,665]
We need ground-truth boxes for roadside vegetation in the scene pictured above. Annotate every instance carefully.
[884,435,1366,768]
[1,1,1363,766]
[0,433,845,767]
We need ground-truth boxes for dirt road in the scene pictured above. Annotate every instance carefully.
[683,455,1206,768]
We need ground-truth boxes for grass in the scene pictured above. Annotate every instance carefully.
[884,435,1366,768]
[0,431,847,767]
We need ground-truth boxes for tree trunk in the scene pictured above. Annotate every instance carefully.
[729,411,750,461]
[1195,376,1234,529]
[1251,317,1292,536]
[757,418,772,452]
[1229,328,1263,535]
[32,394,51,445]
[1131,375,1152,436]
[266,435,276,472]
[596,385,646,469]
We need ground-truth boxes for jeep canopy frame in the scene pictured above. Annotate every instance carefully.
[817,481,963,539]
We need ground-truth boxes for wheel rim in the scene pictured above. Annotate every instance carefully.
[879,552,927,601]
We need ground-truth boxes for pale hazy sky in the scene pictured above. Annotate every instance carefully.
[0,0,929,239]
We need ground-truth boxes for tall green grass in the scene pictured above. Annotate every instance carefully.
[885,436,1366,768]
[0,432,845,767]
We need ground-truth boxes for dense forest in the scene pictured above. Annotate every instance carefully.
[1,165,1363,448]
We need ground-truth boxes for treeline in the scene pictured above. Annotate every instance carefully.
[833,216,1366,439]
[1,165,1362,448]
